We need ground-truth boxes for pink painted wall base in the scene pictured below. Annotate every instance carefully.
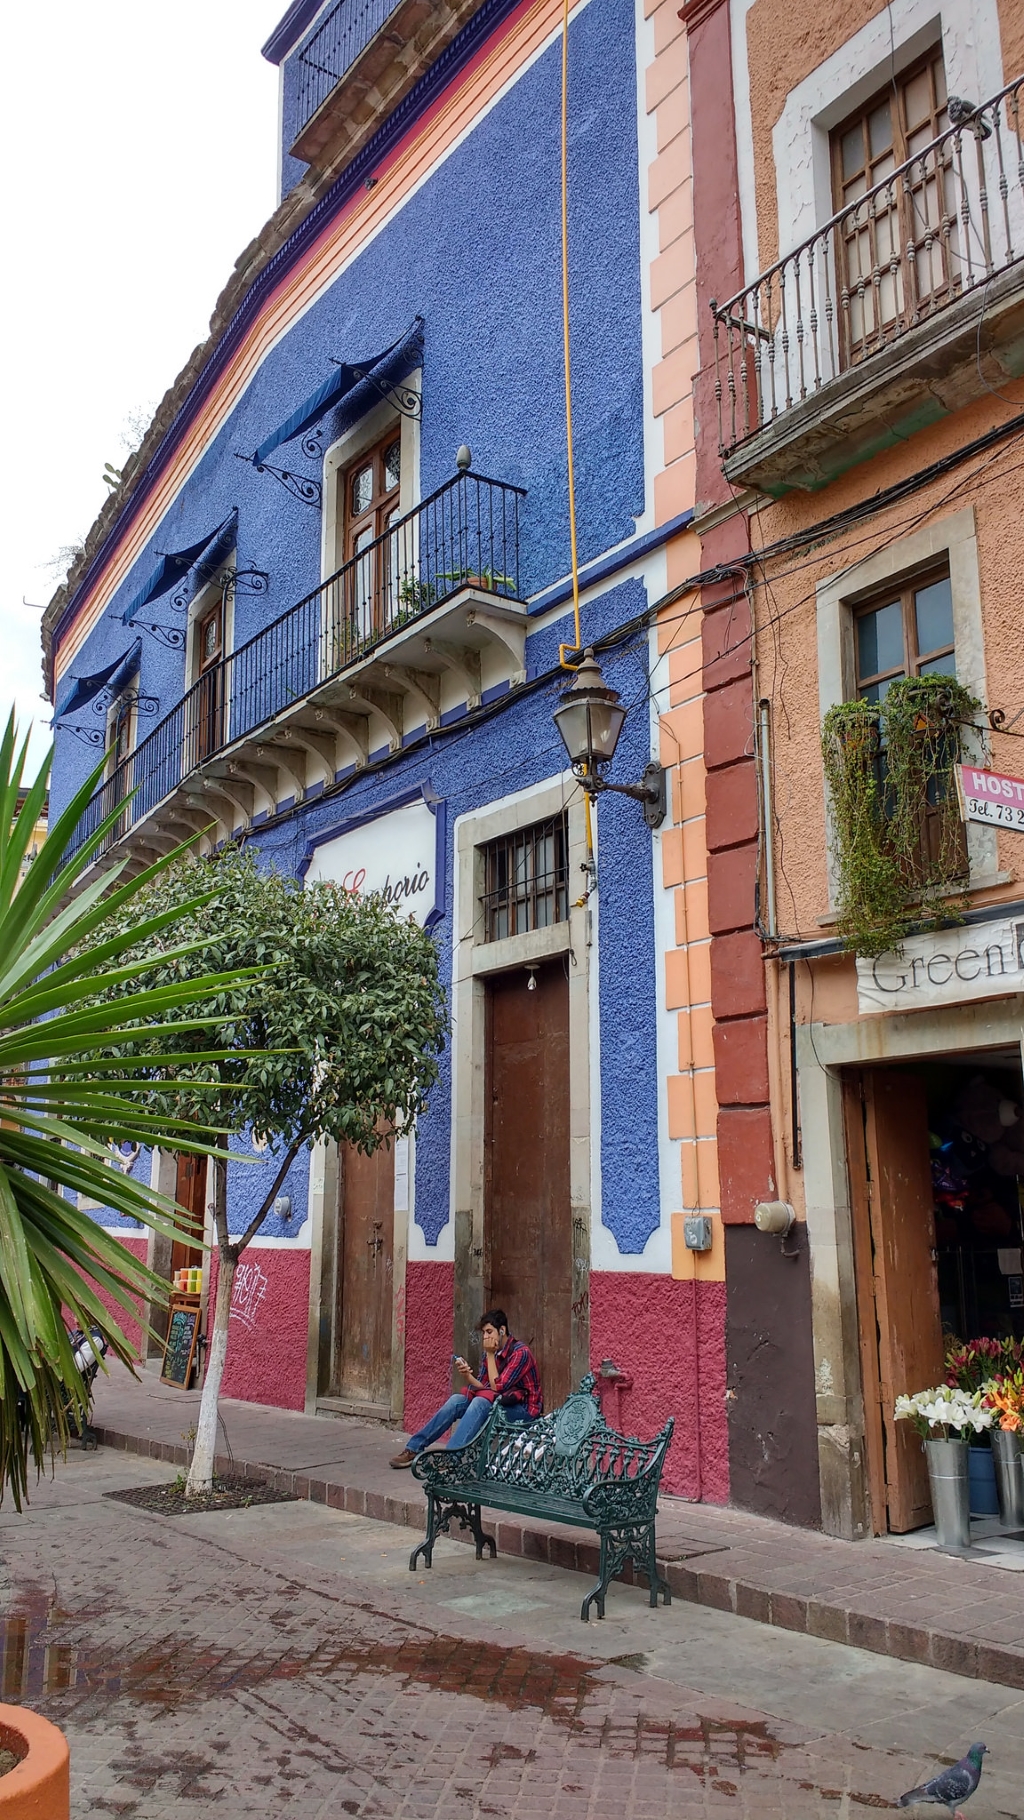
[402,1260,455,1434]
[590,1271,728,1501]
[211,1248,311,1411]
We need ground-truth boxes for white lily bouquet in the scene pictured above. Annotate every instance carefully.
[894,1385,994,1441]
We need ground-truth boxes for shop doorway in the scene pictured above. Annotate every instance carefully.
[845,1050,1024,1534]
[172,1153,207,1281]
[484,959,572,1408]
[330,1142,396,1414]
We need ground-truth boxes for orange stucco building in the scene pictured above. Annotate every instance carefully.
[686,0,1024,1536]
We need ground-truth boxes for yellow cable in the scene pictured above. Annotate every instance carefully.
[558,0,582,673]
[556,0,593,864]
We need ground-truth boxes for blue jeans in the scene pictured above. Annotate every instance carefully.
[407,1392,535,1454]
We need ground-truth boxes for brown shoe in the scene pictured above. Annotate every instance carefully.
[389,1448,416,1469]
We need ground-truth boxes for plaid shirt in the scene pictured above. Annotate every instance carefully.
[466,1334,544,1417]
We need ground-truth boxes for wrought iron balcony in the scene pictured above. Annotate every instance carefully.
[290,0,486,170]
[711,73,1024,492]
[70,470,525,867]
[294,0,403,140]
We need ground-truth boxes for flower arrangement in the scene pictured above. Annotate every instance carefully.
[945,1335,1024,1393]
[894,1385,994,1441]
[983,1369,1024,1433]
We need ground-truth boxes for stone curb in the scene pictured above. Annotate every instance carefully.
[95,1423,1024,1692]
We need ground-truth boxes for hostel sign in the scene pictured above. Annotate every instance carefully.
[857,914,1024,1014]
[957,765,1024,833]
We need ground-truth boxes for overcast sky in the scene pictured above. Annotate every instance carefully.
[1,0,286,768]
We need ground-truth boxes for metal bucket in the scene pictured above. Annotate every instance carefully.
[925,1438,971,1548]
[992,1427,1024,1528]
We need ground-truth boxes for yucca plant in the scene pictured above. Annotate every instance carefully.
[0,717,268,1507]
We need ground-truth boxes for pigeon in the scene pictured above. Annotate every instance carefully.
[946,96,992,139]
[897,1743,988,1817]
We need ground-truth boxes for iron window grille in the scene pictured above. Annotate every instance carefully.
[480,815,569,942]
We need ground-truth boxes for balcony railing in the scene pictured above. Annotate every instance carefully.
[711,73,1024,459]
[294,0,404,140]
[71,470,524,862]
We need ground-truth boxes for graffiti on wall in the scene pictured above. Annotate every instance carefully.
[230,1260,269,1332]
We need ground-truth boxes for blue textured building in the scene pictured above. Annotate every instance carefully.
[42,0,719,1495]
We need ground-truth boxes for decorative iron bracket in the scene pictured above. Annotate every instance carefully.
[65,723,105,748]
[235,451,321,509]
[129,620,186,650]
[92,686,160,720]
[331,358,421,420]
[170,563,269,612]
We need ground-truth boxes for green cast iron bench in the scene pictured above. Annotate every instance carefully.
[408,1373,674,1620]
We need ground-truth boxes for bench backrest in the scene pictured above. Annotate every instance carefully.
[477,1375,673,1514]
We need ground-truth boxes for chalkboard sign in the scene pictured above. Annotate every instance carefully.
[160,1301,201,1388]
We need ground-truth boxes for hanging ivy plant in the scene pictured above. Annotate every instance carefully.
[822,675,981,958]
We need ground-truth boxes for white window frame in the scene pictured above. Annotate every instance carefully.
[770,0,1005,267]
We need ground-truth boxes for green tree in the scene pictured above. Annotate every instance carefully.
[0,721,267,1508]
[88,846,447,1493]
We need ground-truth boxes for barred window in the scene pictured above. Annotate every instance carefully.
[480,814,569,941]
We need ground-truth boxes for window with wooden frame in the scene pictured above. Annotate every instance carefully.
[480,814,570,942]
[854,566,956,702]
[339,428,402,644]
[831,47,953,364]
[192,590,226,763]
[853,564,965,877]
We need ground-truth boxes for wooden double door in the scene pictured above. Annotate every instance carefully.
[844,1067,945,1534]
[484,960,572,1410]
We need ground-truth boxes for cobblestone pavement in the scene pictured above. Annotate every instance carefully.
[2,1451,1023,1818]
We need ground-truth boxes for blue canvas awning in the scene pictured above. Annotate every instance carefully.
[253,318,423,467]
[55,640,141,720]
[121,512,237,626]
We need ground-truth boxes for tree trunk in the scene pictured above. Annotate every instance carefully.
[185,1138,302,1496]
[187,1242,236,1495]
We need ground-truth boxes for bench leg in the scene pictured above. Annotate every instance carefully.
[646,1526,671,1608]
[409,1496,496,1573]
[582,1523,670,1620]
[409,1493,440,1571]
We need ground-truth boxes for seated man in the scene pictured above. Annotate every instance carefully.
[390,1308,542,1468]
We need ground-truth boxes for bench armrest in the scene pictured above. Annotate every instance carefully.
[410,1408,498,1490]
[580,1420,675,1527]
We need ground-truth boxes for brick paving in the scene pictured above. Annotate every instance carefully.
[93,1364,1024,1692]
[3,1447,1024,1818]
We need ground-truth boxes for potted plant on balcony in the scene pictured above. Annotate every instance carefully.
[396,576,436,621]
[439,566,515,596]
[822,675,980,957]
[894,1385,993,1547]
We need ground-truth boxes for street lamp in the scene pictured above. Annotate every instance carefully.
[552,649,667,829]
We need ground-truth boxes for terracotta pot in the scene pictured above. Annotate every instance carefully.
[0,1705,69,1818]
